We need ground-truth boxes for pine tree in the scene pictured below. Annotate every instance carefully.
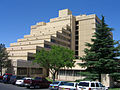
[79,16,120,82]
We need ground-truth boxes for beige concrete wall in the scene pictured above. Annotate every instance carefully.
[101,74,114,88]
[77,15,96,57]
[59,9,72,17]
[58,75,84,81]
[70,15,76,51]
[9,57,28,60]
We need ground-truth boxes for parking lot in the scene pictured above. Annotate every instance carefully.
[0,83,49,90]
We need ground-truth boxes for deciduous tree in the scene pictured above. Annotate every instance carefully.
[34,45,75,81]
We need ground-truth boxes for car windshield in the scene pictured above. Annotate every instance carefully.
[11,76,16,79]
[16,76,24,79]
[99,83,104,87]
[78,82,89,87]
[34,77,42,80]
[52,81,60,84]
[4,75,12,77]
[63,83,74,86]
[23,78,32,80]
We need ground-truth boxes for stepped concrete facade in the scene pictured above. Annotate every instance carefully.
[6,9,101,81]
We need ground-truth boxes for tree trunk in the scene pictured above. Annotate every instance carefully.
[99,73,101,82]
[0,66,2,76]
[52,72,56,81]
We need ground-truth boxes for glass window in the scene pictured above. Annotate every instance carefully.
[75,31,79,35]
[75,51,78,55]
[91,83,95,87]
[78,82,89,87]
[75,55,79,59]
[99,83,104,87]
[53,81,60,84]
[31,68,43,74]
[17,67,27,75]
[64,83,74,86]
[96,83,99,87]
[75,41,78,45]
[75,46,78,50]
[75,26,79,30]
[75,36,79,40]
[75,21,79,25]
[44,44,51,48]
[35,77,42,80]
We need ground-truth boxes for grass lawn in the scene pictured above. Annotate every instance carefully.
[109,88,120,90]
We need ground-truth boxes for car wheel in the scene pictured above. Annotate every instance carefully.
[27,86,30,89]
[34,85,40,89]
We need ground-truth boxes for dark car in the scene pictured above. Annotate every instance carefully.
[24,77,52,89]
[9,76,24,85]
[0,75,3,82]
[3,73,12,83]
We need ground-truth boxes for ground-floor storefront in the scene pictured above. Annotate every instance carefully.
[2,59,47,77]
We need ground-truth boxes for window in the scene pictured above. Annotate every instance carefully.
[75,41,78,45]
[64,83,74,86]
[75,31,79,35]
[75,55,79,59]
[31,68,43,74]
[42,78,48,82]
[28,56,35,61]
[75,51,78,55]
[58,70,81,76]
[75,21,79,25]
[75,36,79,40]
[99,83,104,87]
[51,39,56,43]
[44,44,51,48]
[91,83,95,87]
[35,77,42,80]
[96,83,99,87]
[75,46,78,50]
[78,82,89,87]
[75,26,79,30]
[17,67,27,75]
[53,81,60,84]
[60,82,65,85]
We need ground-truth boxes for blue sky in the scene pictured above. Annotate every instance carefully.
[0,0,120,47]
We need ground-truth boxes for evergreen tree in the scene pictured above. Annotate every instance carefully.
[79,16,120,82]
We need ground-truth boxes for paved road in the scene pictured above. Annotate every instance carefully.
[0,83,49,90]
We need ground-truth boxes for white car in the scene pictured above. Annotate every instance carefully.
[49,81,67,90]
[15,77,32,86]
[59,82,77,90]
[77,81,108,90]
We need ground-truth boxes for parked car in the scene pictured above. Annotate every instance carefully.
[0,75,3,82]
[9,76,24,85]
[77,81,108,90]
[59,82,77,90]
[24,77,52,89]
[3,73,12,76]
[15,77,32,86]
[49,81,67,90]
[3,73,12,83]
